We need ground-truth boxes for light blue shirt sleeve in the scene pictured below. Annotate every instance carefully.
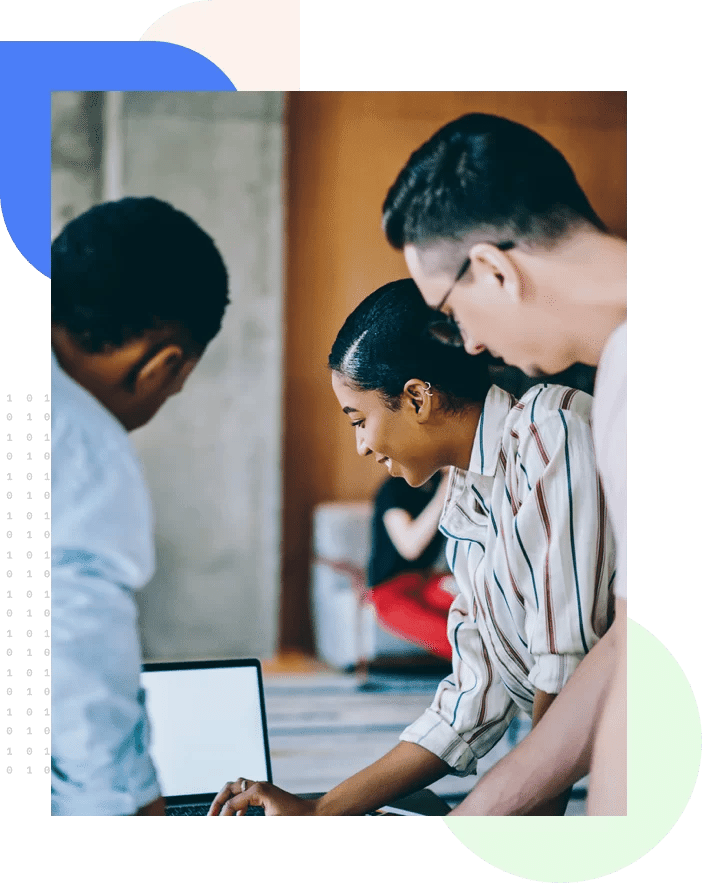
[51,357,160,815]
[51,555,160,815]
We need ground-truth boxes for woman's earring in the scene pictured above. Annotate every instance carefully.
[424,381,433,398]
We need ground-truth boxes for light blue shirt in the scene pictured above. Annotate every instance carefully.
[51,352,161,815]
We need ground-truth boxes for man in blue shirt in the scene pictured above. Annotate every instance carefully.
[51,197,229,815]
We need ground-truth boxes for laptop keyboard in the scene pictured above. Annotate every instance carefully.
[167,803,266,816]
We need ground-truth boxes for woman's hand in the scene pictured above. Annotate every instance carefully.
[207,778,319,816]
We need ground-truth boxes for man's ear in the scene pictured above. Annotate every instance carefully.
[403,378,433,423]
[133,344,187,397]
[468,242,523,304]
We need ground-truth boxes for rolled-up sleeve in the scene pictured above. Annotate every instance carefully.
[400,539,517,774]
[511,408,615,695]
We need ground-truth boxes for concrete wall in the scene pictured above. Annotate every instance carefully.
[51,92,103,239]
[51,91,285,662]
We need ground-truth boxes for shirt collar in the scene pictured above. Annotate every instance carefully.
[439,385,514,538]
[467,385,514,477]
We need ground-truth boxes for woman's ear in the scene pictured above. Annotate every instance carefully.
[404,378,433,423]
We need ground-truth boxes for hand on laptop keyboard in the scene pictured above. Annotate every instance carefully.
[208,778,318,816]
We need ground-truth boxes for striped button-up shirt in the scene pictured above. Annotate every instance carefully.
[400,384,616,774]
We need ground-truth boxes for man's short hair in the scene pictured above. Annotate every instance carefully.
[51,196,229,354]
[382,113,606,253]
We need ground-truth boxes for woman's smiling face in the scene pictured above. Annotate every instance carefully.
[331,371,450,487]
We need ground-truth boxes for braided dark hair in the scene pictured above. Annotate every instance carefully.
[329,279,491,412]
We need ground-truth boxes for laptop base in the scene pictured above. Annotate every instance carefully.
[166,802,265,816]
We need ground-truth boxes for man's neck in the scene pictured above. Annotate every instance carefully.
[51,326,134,427]
[525,230,627,366]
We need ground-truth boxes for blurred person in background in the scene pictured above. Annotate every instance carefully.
[368,468,455,661]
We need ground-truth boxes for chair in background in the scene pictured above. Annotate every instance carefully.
[310,501,431,681]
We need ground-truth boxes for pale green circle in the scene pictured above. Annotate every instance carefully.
[444,619,701,881]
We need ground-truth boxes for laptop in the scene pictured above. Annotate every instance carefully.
[141,658,272,815]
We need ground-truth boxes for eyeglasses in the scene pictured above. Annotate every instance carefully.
[427,240,515,347]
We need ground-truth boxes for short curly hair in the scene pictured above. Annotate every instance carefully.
[51,196,229,354]
[383,113,606,252]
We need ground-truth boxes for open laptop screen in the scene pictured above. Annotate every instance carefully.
[142,660,272,799]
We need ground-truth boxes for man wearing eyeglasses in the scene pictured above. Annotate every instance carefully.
[383,112,626,815]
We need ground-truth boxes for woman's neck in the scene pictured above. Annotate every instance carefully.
[440,403,483,472]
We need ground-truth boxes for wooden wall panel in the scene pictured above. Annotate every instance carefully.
[281,92,626,651]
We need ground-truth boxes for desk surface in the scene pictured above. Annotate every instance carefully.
[298,789,451,816]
